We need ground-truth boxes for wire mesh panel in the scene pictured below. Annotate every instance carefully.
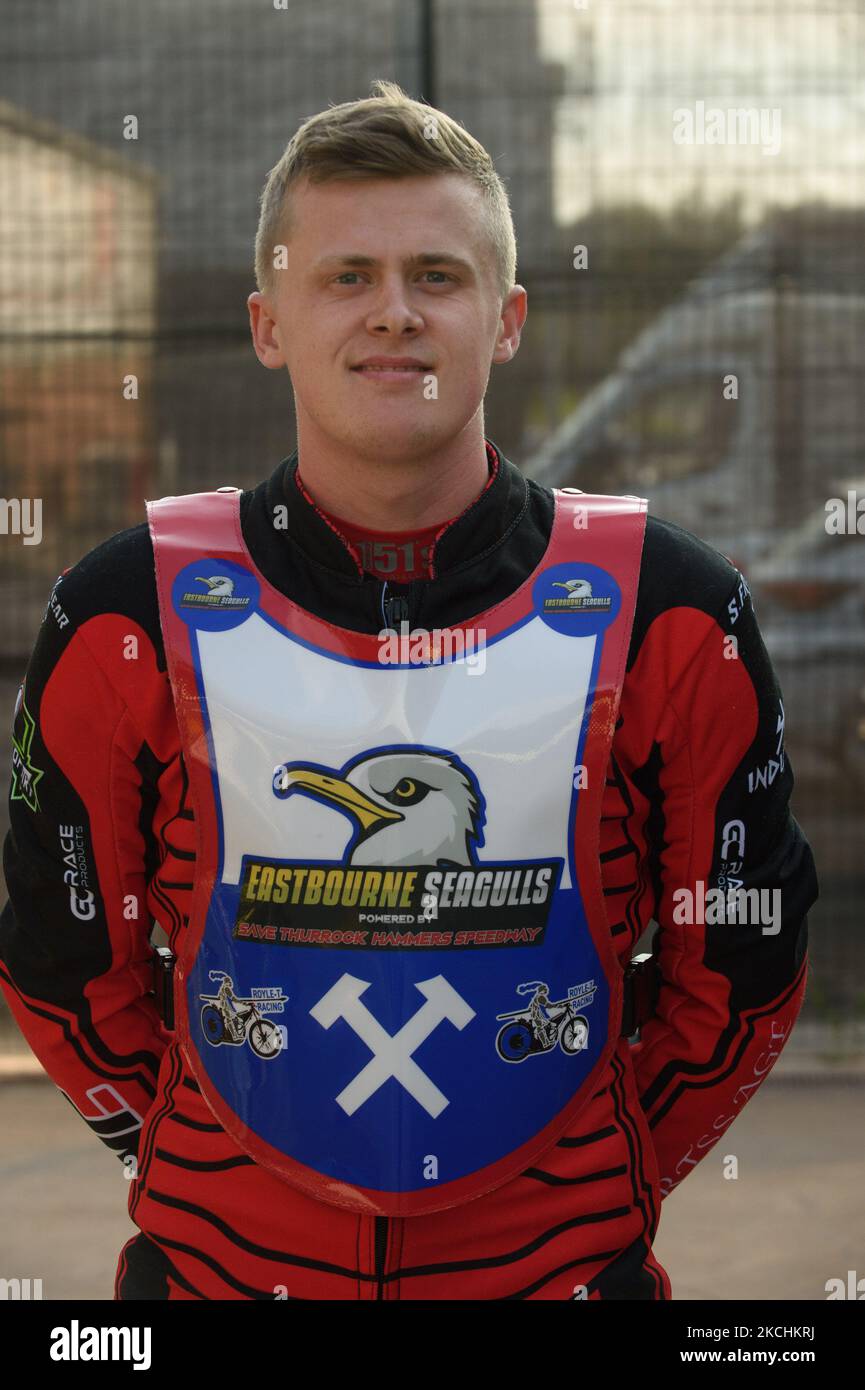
[0,0,862,1030]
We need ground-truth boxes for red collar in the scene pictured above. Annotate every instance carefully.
[294,442,500,581]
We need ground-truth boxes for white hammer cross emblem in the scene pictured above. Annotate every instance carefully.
[310,973,475,1118]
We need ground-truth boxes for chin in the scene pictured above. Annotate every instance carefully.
[346,419,445,460]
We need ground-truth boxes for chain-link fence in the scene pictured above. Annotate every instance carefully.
[1,0,863,1031]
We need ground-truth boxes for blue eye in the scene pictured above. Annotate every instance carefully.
[333,271,453,285]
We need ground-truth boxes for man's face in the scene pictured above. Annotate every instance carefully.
[247,172,526,464]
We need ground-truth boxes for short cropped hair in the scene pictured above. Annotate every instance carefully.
[254,79,517,303]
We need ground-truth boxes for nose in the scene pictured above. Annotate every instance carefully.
[364,273,425,335]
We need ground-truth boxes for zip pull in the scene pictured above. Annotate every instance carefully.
[381,581,410,630]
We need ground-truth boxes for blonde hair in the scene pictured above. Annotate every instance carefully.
[254,80,517,303]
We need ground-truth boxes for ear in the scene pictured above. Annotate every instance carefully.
[492,284,528,366]
[247,291,287,370]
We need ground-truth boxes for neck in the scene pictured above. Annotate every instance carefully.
[292,421,491,531]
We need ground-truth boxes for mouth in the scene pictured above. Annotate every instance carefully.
[351,364,428,379]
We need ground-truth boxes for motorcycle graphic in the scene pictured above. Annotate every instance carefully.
[495,980,590,1063]
[199,972,286,1060]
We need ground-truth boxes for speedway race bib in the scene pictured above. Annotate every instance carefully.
[148,484,646,1214]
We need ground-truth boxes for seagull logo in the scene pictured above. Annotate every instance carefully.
[195,574,235,597]
[551,578,593,602]
[179,572,251,610]
[543,575,611,612]
[272,747,486,868]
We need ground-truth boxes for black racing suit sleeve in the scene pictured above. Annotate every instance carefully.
[628,570,818,1197]
[0,566,170,1163]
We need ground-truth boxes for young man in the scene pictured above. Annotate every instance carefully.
[0,81,818,1300]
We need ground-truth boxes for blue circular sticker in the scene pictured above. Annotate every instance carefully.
[532,562,620,637]
[172,558,259,631]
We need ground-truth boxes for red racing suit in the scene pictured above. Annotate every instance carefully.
[0,440,818,1299]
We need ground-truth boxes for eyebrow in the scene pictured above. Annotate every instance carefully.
[312,252,476,278]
